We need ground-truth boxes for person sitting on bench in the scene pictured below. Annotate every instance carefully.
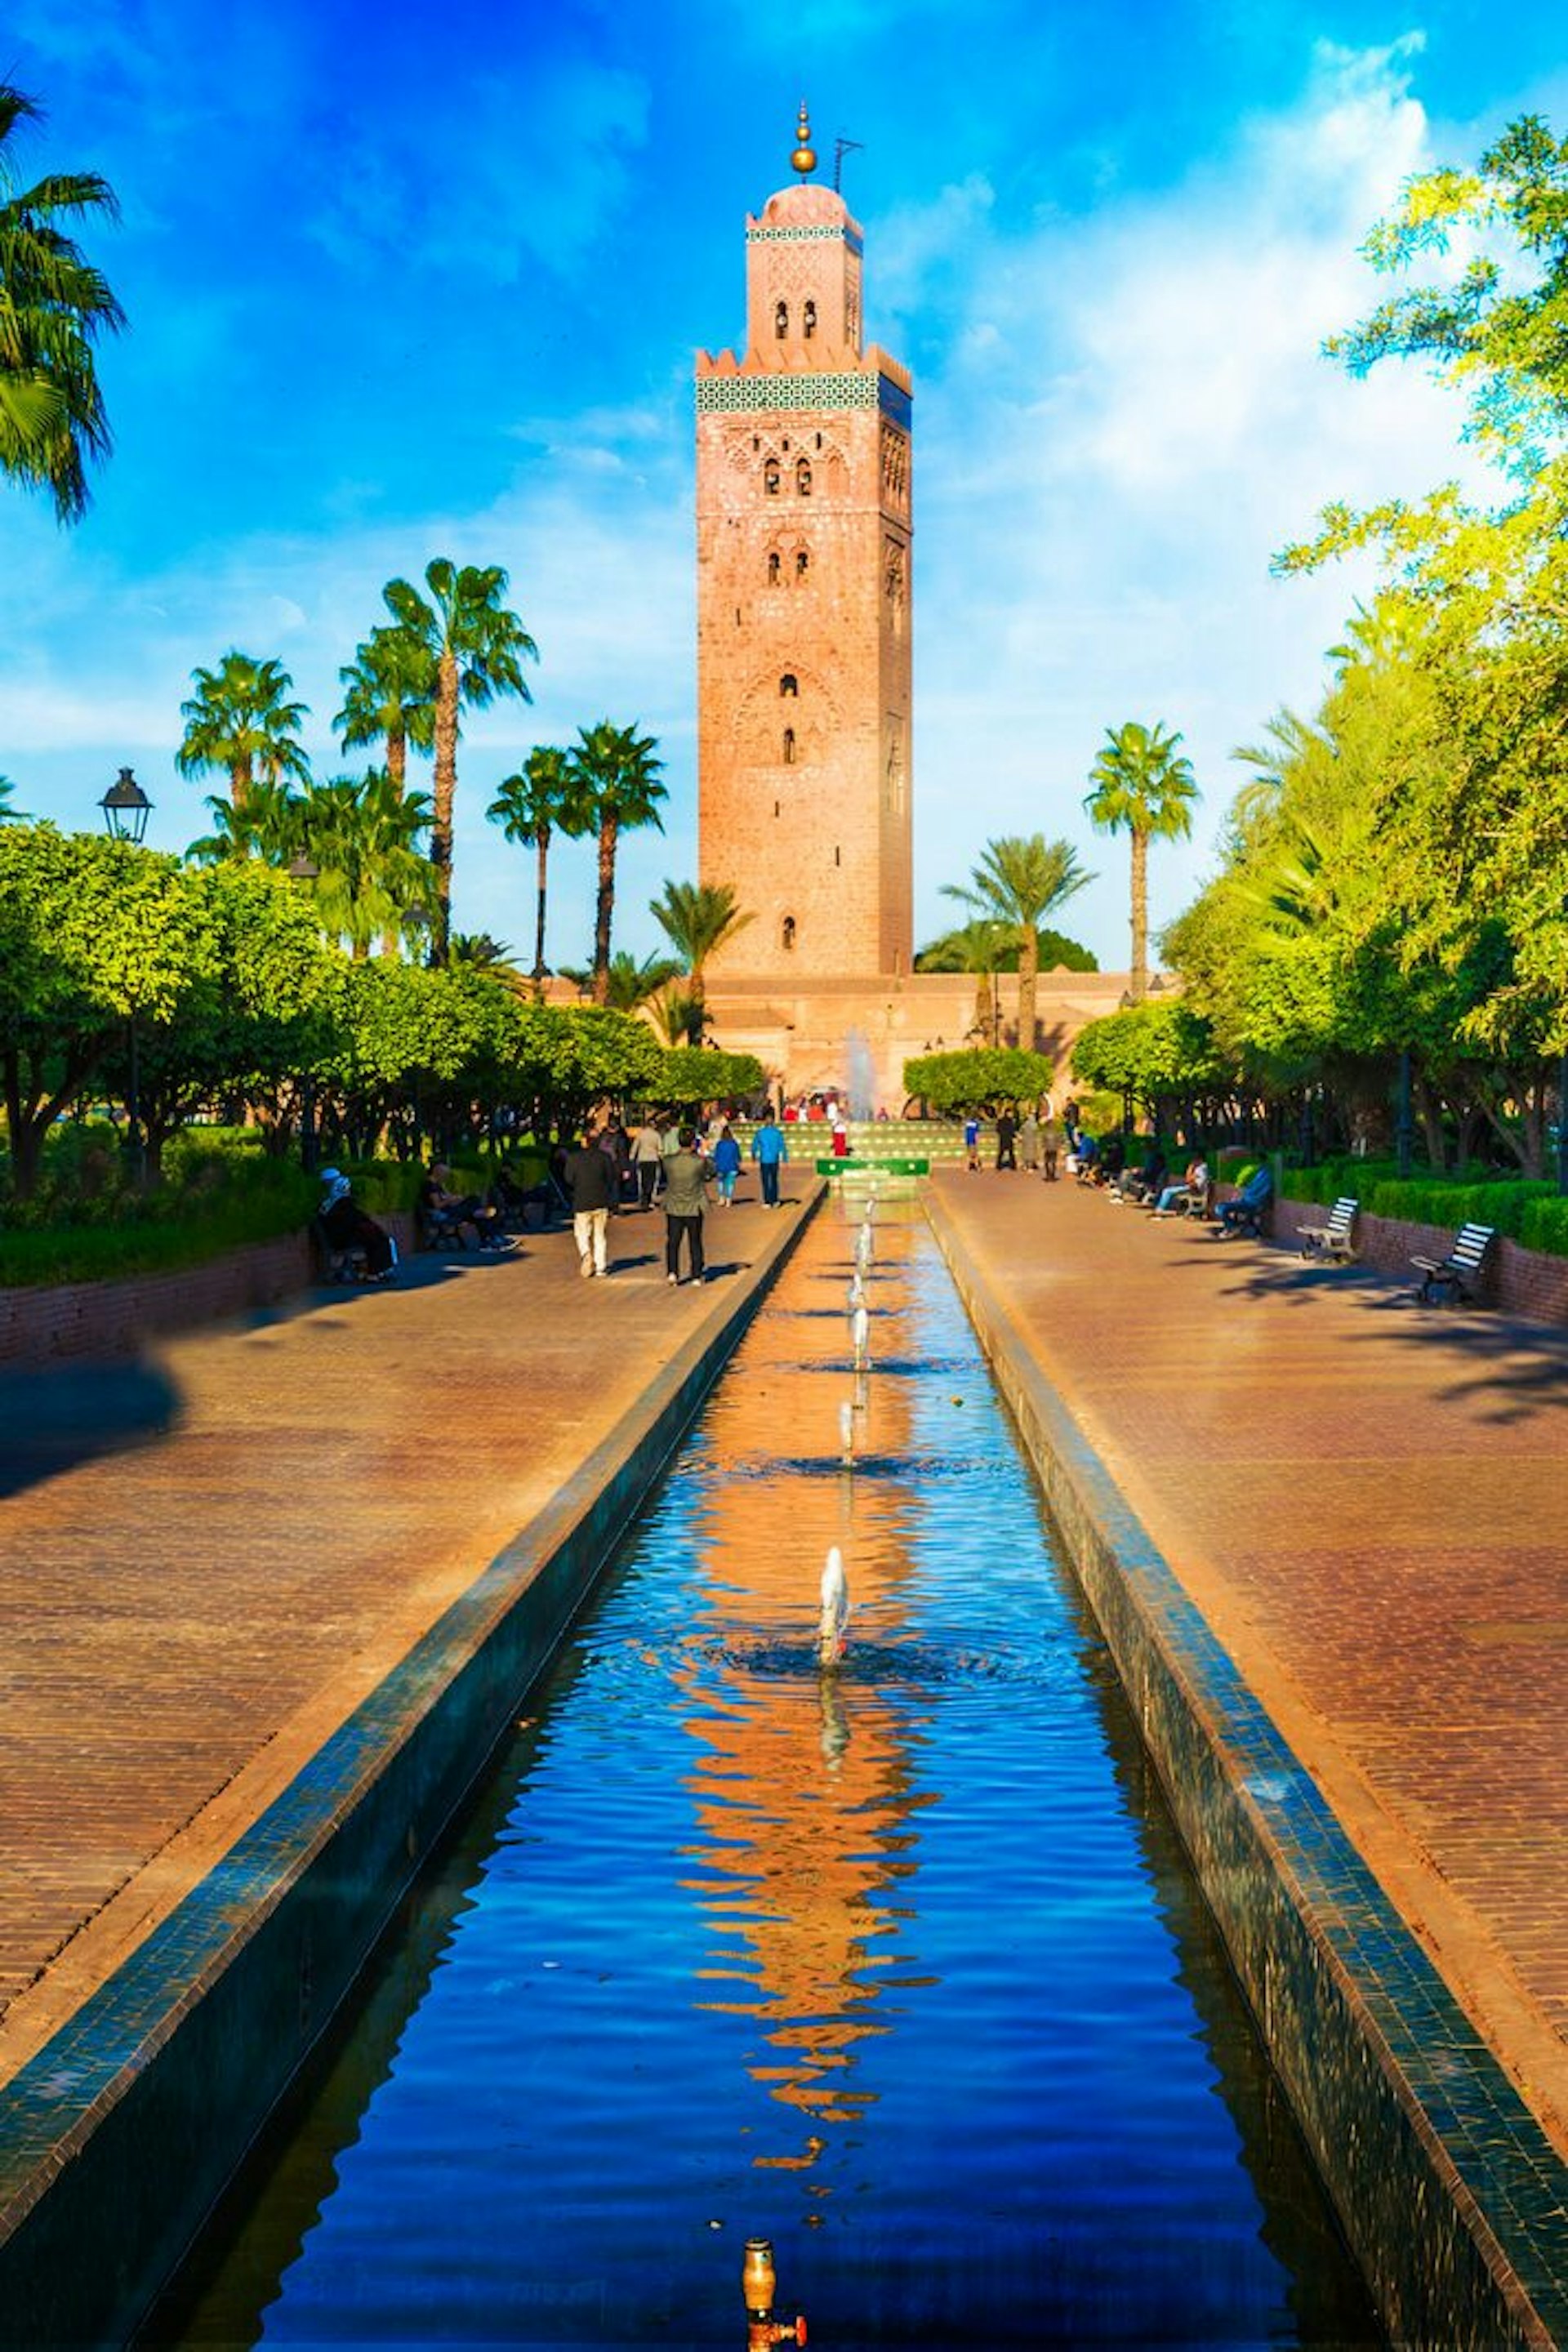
[1151,1156,1209,1216]
[419,1164,505,1250]
[1214,1165,1274,1235]
[318,1168,398,1280]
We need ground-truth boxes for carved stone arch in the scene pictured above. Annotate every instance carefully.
[734,660,840,761]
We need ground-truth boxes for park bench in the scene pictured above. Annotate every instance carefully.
[1298,1196,1360,1262]
[1412,1222,1495,1307]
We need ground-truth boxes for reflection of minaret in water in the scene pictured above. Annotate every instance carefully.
[673,1213,931,2168]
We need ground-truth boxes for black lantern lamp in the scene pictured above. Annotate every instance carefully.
[100,767,153,844]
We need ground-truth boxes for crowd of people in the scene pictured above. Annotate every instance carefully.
[556,1109,790,1287]
[314,1107,791,1293]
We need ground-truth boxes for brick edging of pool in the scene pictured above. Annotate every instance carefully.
[925,1187,1567,2352]
[0,1187,824,2348]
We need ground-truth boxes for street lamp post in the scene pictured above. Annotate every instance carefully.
[287,851,321,1173]
[99,767,154,1182]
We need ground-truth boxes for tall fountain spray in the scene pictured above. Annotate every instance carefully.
[852,1304,870,1367]
[818,1545,850,1665]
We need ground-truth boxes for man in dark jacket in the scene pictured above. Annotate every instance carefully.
[564,1128,617,1278]
[662,1127,714,1285]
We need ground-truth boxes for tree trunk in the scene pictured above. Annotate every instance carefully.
[230,755,251,813]
[1129,828,1149,1001]
[592,813,617,1004]
[534,826,550,998]
[430,648,459,966]
[1018,923,1038,1052]
[387,724,407,795]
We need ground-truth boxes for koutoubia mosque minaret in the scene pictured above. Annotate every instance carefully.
[696,105,914,982]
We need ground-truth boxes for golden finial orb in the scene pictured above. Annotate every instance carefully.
[791,100,817,178]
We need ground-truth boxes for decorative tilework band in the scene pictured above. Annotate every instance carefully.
[696,373,912,425]
[747,225,865,256]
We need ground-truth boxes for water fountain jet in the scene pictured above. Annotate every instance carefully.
[818,1545,849,1666]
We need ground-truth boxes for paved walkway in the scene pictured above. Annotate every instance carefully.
[929,1166,1568,2162]
[0,1183,810,2091]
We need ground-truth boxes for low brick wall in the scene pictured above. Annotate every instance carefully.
[1274,1193,1568,1322]
[0,1213,417,1365]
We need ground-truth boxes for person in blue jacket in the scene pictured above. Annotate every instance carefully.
[711,1120,742,1205]
[751,1109,788,1207]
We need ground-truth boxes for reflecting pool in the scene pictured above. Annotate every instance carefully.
[148,1200,1381,2349]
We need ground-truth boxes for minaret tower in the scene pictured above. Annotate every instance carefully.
[696,105,913,979]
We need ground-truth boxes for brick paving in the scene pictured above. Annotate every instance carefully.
[930,1165,1568,2160]
[0,1183,808,2088]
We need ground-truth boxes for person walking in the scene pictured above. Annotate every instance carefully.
[564,1127,617,1278]
[662,1127,714,1284]
[1019,1108,1040,1172]
[751,1110,788,1207]
[995,1107,1018,1171]
[630,1116,665,1210]
[964,1112,981,1171]
[711,1120,742,1205]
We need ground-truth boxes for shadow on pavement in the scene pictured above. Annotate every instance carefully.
[0,1356,183,1499]
[1169,1231,1568,1423]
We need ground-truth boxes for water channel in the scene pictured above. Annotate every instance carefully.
[147,1192,1382,2348]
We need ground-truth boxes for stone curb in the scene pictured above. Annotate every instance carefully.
[0,1187,823,2348]
[924,1187,1568,2352]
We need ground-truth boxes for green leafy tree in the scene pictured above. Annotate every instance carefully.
[566,720,666,1004]
[942,835,1092,1049]
[381,559,537,964]
[1070,1002,1229,1134]
[648,878,754,1041]
[0,826,211,1193]
[0,83,124,523]
[1085,722,1198,1004]
[659,1045,766,1106]
[335,624,437,795]
[902,1046,1055,1117]
[0,775,30,823]
[177,653,310,814]
[487,746,585,995]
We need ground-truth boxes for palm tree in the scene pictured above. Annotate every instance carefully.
[185,776,299,866]
[335,625,437,794]
[177,653,310,813]
[0,774,30,822]
[648,879,753,1041]
[559,948,683,1013]
[566,720,667,1004]
[0,84,124,523]
[449,931,530,994]
[487,746,585,996]
[1085,720,1199,1003]
[648,983,705,1048]
[381,559,537,964]
[915,915,1012,1045]
[942,835,1091,1049]
[288,769,434,958]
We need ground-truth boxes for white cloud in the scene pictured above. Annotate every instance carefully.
[895,33,1497,962]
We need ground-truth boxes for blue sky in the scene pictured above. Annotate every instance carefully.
[3,0,1565,973]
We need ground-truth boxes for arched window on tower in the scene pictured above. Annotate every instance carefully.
[782,727,796,764]
[795,549,809,581]
[764,457,780,496]
[774,300,788,339]
[796,457,813,497]
[782,915,796,952]
[767,551,781,586]
[779,673,798,697]
[803,300,817,340]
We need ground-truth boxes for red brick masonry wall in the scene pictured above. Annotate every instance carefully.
[1276,1193,1568,1323]
[0,1213,418,1365]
